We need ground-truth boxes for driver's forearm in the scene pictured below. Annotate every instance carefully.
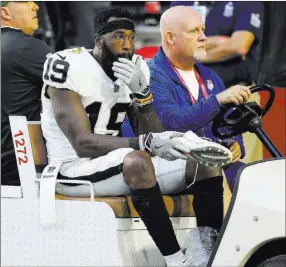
[74,133,138,158]
[205,36,228,51]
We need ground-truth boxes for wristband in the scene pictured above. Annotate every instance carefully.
[144,133,154,154]
[135,93,153,106]
[138,134,147,150]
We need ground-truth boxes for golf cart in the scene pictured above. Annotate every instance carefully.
[208,84,286,267]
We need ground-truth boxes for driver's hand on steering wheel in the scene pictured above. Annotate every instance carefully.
[216,85,251,106]
[230,141,241,163]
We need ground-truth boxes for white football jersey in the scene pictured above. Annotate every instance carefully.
[41,47,149,164]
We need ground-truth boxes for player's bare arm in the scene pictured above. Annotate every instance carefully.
[126,102,164,136]
[126,102,139,136]
[48,86,133,158]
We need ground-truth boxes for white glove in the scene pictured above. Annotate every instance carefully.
[139,131,190,161]
[112,57,150,98]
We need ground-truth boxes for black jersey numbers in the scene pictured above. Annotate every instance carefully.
[86,102,129,136]
[86,102,101,131]
[107,103,130,132]
[44,58,69,83]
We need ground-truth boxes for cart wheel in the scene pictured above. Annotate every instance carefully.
[257,254,286,267]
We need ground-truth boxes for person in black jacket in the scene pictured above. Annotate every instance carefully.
[1,1,54,185]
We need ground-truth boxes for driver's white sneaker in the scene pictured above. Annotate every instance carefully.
[173,131,233,167]
[184,227,218,267]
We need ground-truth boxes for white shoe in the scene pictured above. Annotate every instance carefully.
[165,250,192,267]
[173,131,233,167]
[166,255,192,266]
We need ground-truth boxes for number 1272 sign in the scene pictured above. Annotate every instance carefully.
[14,130,29,165]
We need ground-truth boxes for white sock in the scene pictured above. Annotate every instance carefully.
[164,250,187,266]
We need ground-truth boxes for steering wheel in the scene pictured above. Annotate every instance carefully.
[212,84,275,138]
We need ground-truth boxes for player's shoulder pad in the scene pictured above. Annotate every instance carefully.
[43,47,87,93]
[43,47,94,96]
[45,47,85,62]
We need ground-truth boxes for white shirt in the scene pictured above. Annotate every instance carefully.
[175,68,199,100]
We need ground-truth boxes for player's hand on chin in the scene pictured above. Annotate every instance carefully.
[112,57,150,98]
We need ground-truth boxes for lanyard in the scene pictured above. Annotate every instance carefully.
[169,60,209,105]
